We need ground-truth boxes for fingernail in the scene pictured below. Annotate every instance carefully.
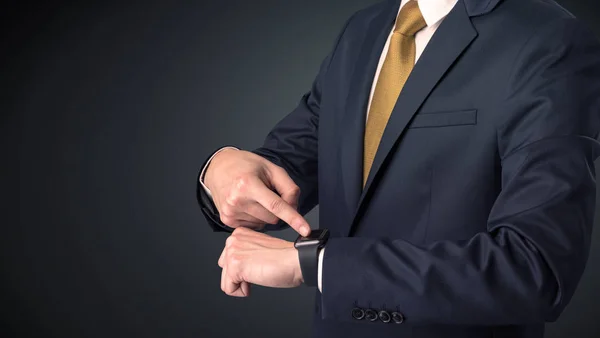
[301,226,310,237]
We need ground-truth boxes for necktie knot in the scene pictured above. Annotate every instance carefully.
[394,1,427,36]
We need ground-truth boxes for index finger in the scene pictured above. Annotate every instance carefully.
[250,183,311,236]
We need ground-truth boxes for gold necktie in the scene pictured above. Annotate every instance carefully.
[363,1,426,186]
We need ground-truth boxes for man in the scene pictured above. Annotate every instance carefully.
[196,0,600,337]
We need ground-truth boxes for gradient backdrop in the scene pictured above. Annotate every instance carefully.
[3,0,600,337]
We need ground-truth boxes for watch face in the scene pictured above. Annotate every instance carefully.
[295,229,329,248]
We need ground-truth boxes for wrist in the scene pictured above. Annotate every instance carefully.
[204,148,238,190]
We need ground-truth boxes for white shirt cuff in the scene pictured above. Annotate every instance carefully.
[199,146,239,199]
[317,247,325,292]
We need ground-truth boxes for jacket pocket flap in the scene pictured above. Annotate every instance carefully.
[409,109,477,128]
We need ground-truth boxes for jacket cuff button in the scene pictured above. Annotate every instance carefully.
[378,310,391,323]
[352,307,365,320]
[365,309,378,321]
[391,311,404,324]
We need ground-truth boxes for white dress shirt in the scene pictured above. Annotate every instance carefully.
[200,0,458,293]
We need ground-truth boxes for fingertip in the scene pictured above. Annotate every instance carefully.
[299,225,311,237]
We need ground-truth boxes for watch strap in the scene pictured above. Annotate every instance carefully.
[297,243,321,287]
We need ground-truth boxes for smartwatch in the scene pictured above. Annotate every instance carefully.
[294,229,330,287]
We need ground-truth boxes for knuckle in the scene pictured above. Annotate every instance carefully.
[268,198,284,213]
[220,214,234,226]
[271,164,285,174]
[233,227,249,235]
[234,175,251,193]
[289,185,300,196]
[229,253,242,267]
[225,235,237,248]
[225,250,236,263]
[289,216,302,228]
[220,205,234,218]
[225,192,242,208]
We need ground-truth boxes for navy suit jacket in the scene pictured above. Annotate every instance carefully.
[197,0,600,337]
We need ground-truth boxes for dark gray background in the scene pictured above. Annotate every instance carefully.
[2,0,600,337]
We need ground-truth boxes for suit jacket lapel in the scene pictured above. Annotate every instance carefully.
[347,1,478,236]
[339,1,400,222]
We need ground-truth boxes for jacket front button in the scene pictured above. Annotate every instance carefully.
[378,310,391,323]
[352,307,365,320]
[365,309,378,322]
[391,311,404,324]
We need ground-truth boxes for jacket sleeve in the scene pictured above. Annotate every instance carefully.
[320,18,600,325]
[197,14,355,232]
[196,146,237,232]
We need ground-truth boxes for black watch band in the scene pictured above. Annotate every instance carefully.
[294,229,329,287]
[297,244,321,287]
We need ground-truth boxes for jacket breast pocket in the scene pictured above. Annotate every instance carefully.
[408,109,477,129]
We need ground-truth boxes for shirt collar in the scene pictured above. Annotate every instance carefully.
[399,0,459,27]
